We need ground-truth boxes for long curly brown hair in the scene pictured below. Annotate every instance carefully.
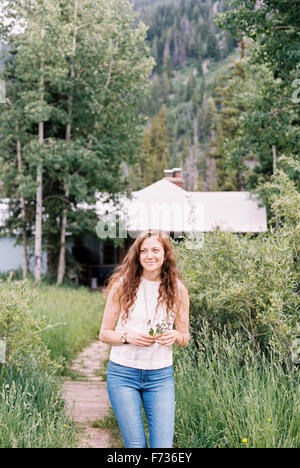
[105,229,184,322]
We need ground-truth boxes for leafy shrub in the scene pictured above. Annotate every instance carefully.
[175,156,300,360]
[176,228,298,356]
[0,273,58,372]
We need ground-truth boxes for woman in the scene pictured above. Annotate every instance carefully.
[99,229,190,448]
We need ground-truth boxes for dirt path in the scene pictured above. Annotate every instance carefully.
[62,340,112,448]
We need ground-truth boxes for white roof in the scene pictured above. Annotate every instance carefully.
[189,191,267,233]
[132,178,187,204]
[125,179,199,233]
[0,180,268,237]
[123,180,267,233]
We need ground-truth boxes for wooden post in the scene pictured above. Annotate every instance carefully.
[88,265,92,289]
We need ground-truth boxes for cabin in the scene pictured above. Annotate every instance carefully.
[0,168,267,287]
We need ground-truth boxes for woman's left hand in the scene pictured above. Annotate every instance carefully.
[154,330,180,346]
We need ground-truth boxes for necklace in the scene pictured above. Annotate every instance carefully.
[142,279,172,337]
[142,279,159,337]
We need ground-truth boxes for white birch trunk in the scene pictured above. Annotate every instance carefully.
[34,124,43,283]
[34,25,45,283]
[16,124,28,279]
[57,2,78,286]
[57,180,69,286]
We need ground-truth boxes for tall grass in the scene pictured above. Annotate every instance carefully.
[173,325,300,448]
[0,362,78,448]
[0,281,105,447]
[31,284,105,371]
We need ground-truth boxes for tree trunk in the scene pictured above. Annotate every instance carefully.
[16,124,28,279]
[240,35,246,59]
[57,1,78,286]
[34,128,43,282]
[34,25,45,283]
[57,180,69,286]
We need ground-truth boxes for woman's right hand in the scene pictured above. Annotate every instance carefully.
[126,331,155,347]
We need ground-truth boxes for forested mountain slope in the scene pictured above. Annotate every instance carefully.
[129,0,239,191]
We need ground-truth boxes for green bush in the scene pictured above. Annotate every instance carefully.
[175,156,300,360]
[0,273,58,372]
[176,228,298,358]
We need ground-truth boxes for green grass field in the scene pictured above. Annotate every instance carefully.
[1,281,299,448]
[31,284,105,372]
[173,327,300,448]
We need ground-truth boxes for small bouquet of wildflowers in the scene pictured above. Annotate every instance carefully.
[148,318,172,337]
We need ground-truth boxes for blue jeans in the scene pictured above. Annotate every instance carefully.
[107,360,175,448]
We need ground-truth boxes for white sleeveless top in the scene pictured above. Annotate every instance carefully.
[109,276,181,370]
